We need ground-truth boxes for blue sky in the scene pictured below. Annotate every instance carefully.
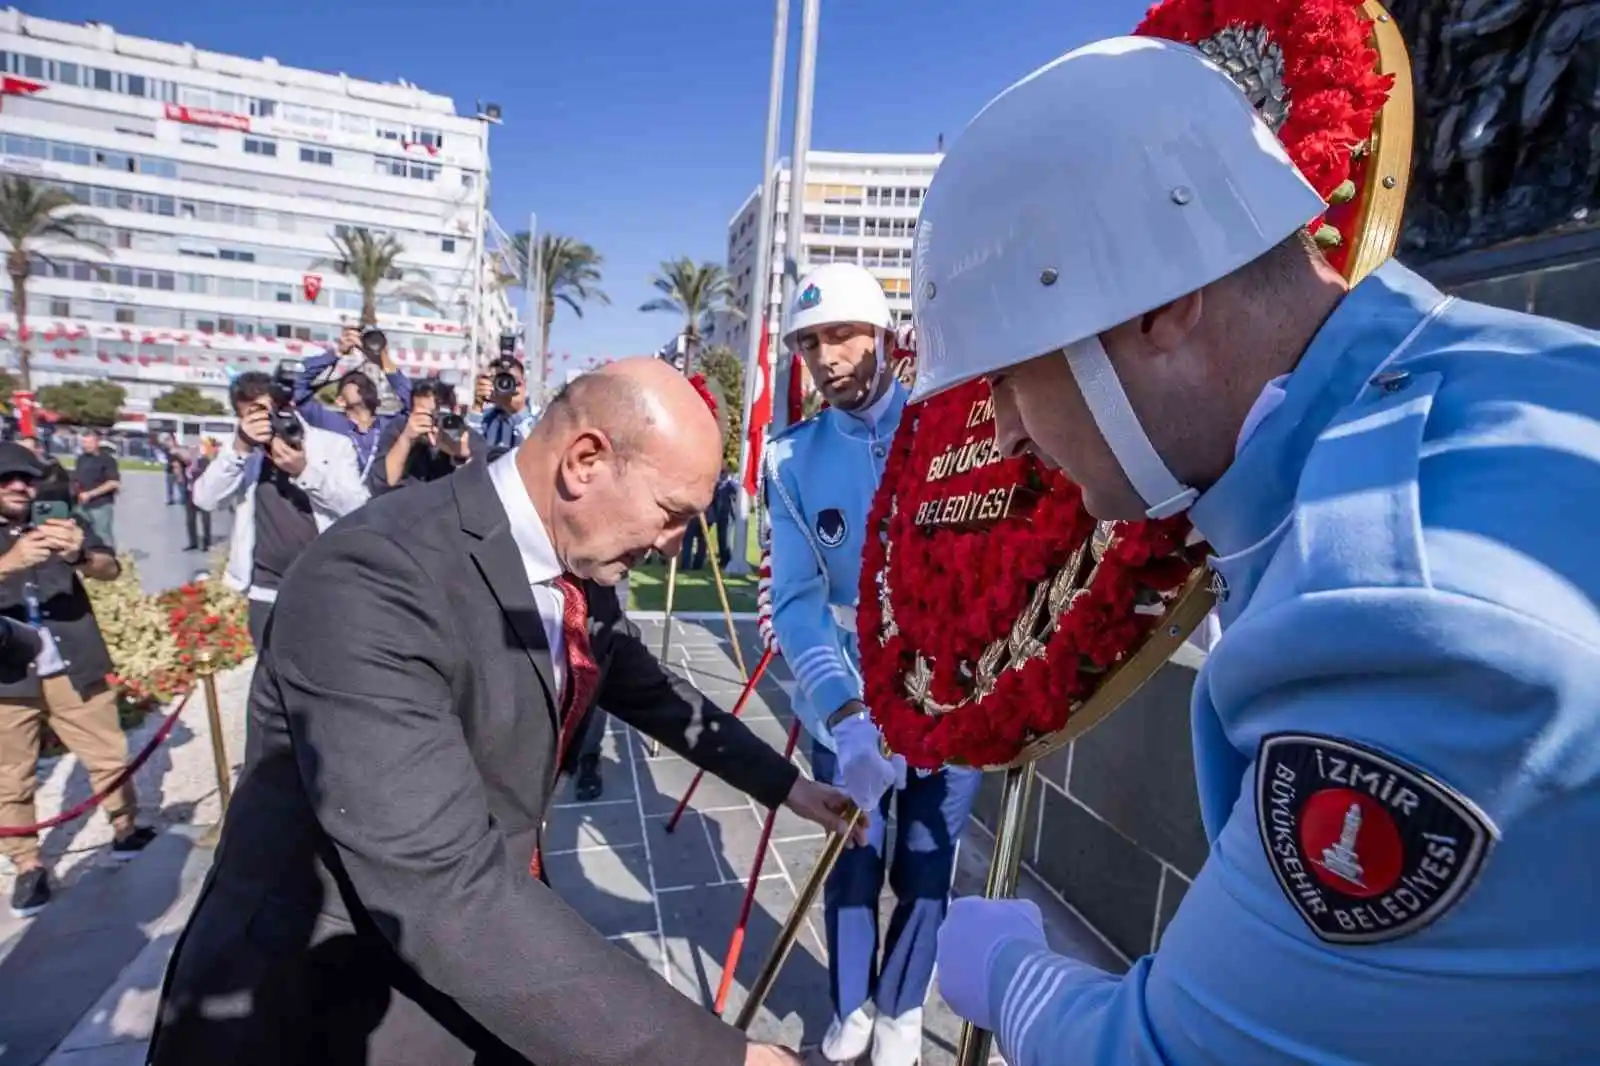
[41,0,1150,371]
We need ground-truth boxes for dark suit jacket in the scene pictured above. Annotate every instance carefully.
[150,461,799,1066]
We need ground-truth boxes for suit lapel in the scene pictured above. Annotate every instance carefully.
[453,463,559,729]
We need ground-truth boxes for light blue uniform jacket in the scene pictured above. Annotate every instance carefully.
[764,384,906,750]
[987,261,1600,1065]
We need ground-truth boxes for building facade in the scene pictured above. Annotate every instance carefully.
[721,150,941,358]
[0,10,517,412]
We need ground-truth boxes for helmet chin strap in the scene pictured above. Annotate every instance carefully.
[1062,335,1197,519]
[836,331,890,413]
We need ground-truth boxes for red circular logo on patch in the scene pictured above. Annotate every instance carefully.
[1298,787,1403,899]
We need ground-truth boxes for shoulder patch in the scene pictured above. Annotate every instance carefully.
[1255,732,1496,946]
[816,507,848,548]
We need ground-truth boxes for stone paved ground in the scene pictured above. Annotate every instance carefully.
[1,605,1122,1065]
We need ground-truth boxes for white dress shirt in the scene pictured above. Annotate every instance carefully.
[488,451,568,698]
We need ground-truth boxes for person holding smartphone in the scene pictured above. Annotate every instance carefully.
[0,442,151,919]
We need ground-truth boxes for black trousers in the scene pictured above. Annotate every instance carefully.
[185,498,212,549]
[577,707,607,760]
[247,599,273,651]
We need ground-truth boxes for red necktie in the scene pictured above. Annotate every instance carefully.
[530,575,602,880]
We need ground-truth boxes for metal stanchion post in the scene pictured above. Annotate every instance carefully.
[732,806,861,1029]
[196,648,232,849]
[649,556,682,757]
[953,761,1038,1066]
[700,513,749,682]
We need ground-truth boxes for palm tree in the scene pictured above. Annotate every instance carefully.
[508,232,609,378]
[311,229,439,327]
[640,258,743,374]
[0,176,109,394]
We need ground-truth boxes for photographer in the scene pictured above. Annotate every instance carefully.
[368,379,486,496]
[466,357,535,459]
[293,325,414,476]
[193,371,368,648]
[0,443,154,918]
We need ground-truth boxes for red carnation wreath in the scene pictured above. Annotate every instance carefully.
[857,0,1393,770]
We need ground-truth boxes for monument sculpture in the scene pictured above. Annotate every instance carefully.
[1390,0,1600,257]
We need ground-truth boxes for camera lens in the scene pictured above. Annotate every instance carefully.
[492,372,517,395]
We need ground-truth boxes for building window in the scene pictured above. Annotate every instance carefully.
[48,299,69,318]
[218,249,256,263]
[299,146,334,166]
[276,324,293,339]
[441,237,456,253]
[114,307,135,324]
[244,137,278,157]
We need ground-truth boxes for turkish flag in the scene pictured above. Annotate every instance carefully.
[0,76,44,97]
[741,324,773,498]
[303,274,323,302]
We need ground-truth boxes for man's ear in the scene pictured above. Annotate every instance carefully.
[557,429,611,499]
[1139,290,1204,353]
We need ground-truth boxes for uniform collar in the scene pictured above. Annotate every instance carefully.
[487,450,563,587]
[832,380,906,437]
[1188,260,1447,557]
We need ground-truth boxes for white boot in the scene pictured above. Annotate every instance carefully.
[820,1003,876,1063]
[870,1007,923,1066]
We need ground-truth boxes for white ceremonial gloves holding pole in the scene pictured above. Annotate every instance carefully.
[936,897,1048,1033]
[832,711,906,813]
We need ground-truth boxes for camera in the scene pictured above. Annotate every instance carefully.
[436,411,466,445]
[269,360,306,448]
[361,327,387,360]
[490,358,521,398]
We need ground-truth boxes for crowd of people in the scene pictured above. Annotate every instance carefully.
[0,320,549,919]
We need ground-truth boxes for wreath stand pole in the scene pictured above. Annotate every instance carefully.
[649,555,683,757]
[700,512,751,683]
[954,760,1038,1066]
[732,805,864,1030]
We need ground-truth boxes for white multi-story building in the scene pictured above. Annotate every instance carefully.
[722,150,941,357]
[0,10,517,411]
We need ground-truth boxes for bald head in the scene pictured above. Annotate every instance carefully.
[523,356,724,584]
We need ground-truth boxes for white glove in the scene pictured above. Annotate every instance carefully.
[936,897,1048,1032]
[832,712,906,812]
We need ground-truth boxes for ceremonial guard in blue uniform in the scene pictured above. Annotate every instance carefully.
[912,36,1600,1066]
[765,263,982,1066]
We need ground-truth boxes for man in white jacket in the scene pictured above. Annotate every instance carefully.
[193,371,369,647]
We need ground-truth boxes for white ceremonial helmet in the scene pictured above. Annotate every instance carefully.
[782,262,894,351]
[783,261,897,409]
[909,35,1328,518]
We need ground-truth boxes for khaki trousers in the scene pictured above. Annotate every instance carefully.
[0,676,135,867]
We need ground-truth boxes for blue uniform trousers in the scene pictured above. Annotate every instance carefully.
[811,740,981,1020]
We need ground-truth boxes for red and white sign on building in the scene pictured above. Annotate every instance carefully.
[302,274,323,302]
[163,103,251,132]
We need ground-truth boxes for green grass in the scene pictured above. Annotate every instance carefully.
[627,518,763,613]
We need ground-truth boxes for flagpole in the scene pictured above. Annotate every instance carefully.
[772,0,819,440]
[728,0,791,578]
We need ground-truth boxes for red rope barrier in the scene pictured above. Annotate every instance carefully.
[665,647,776,833]
[713,716,803,1016]
[0,688,196,837]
